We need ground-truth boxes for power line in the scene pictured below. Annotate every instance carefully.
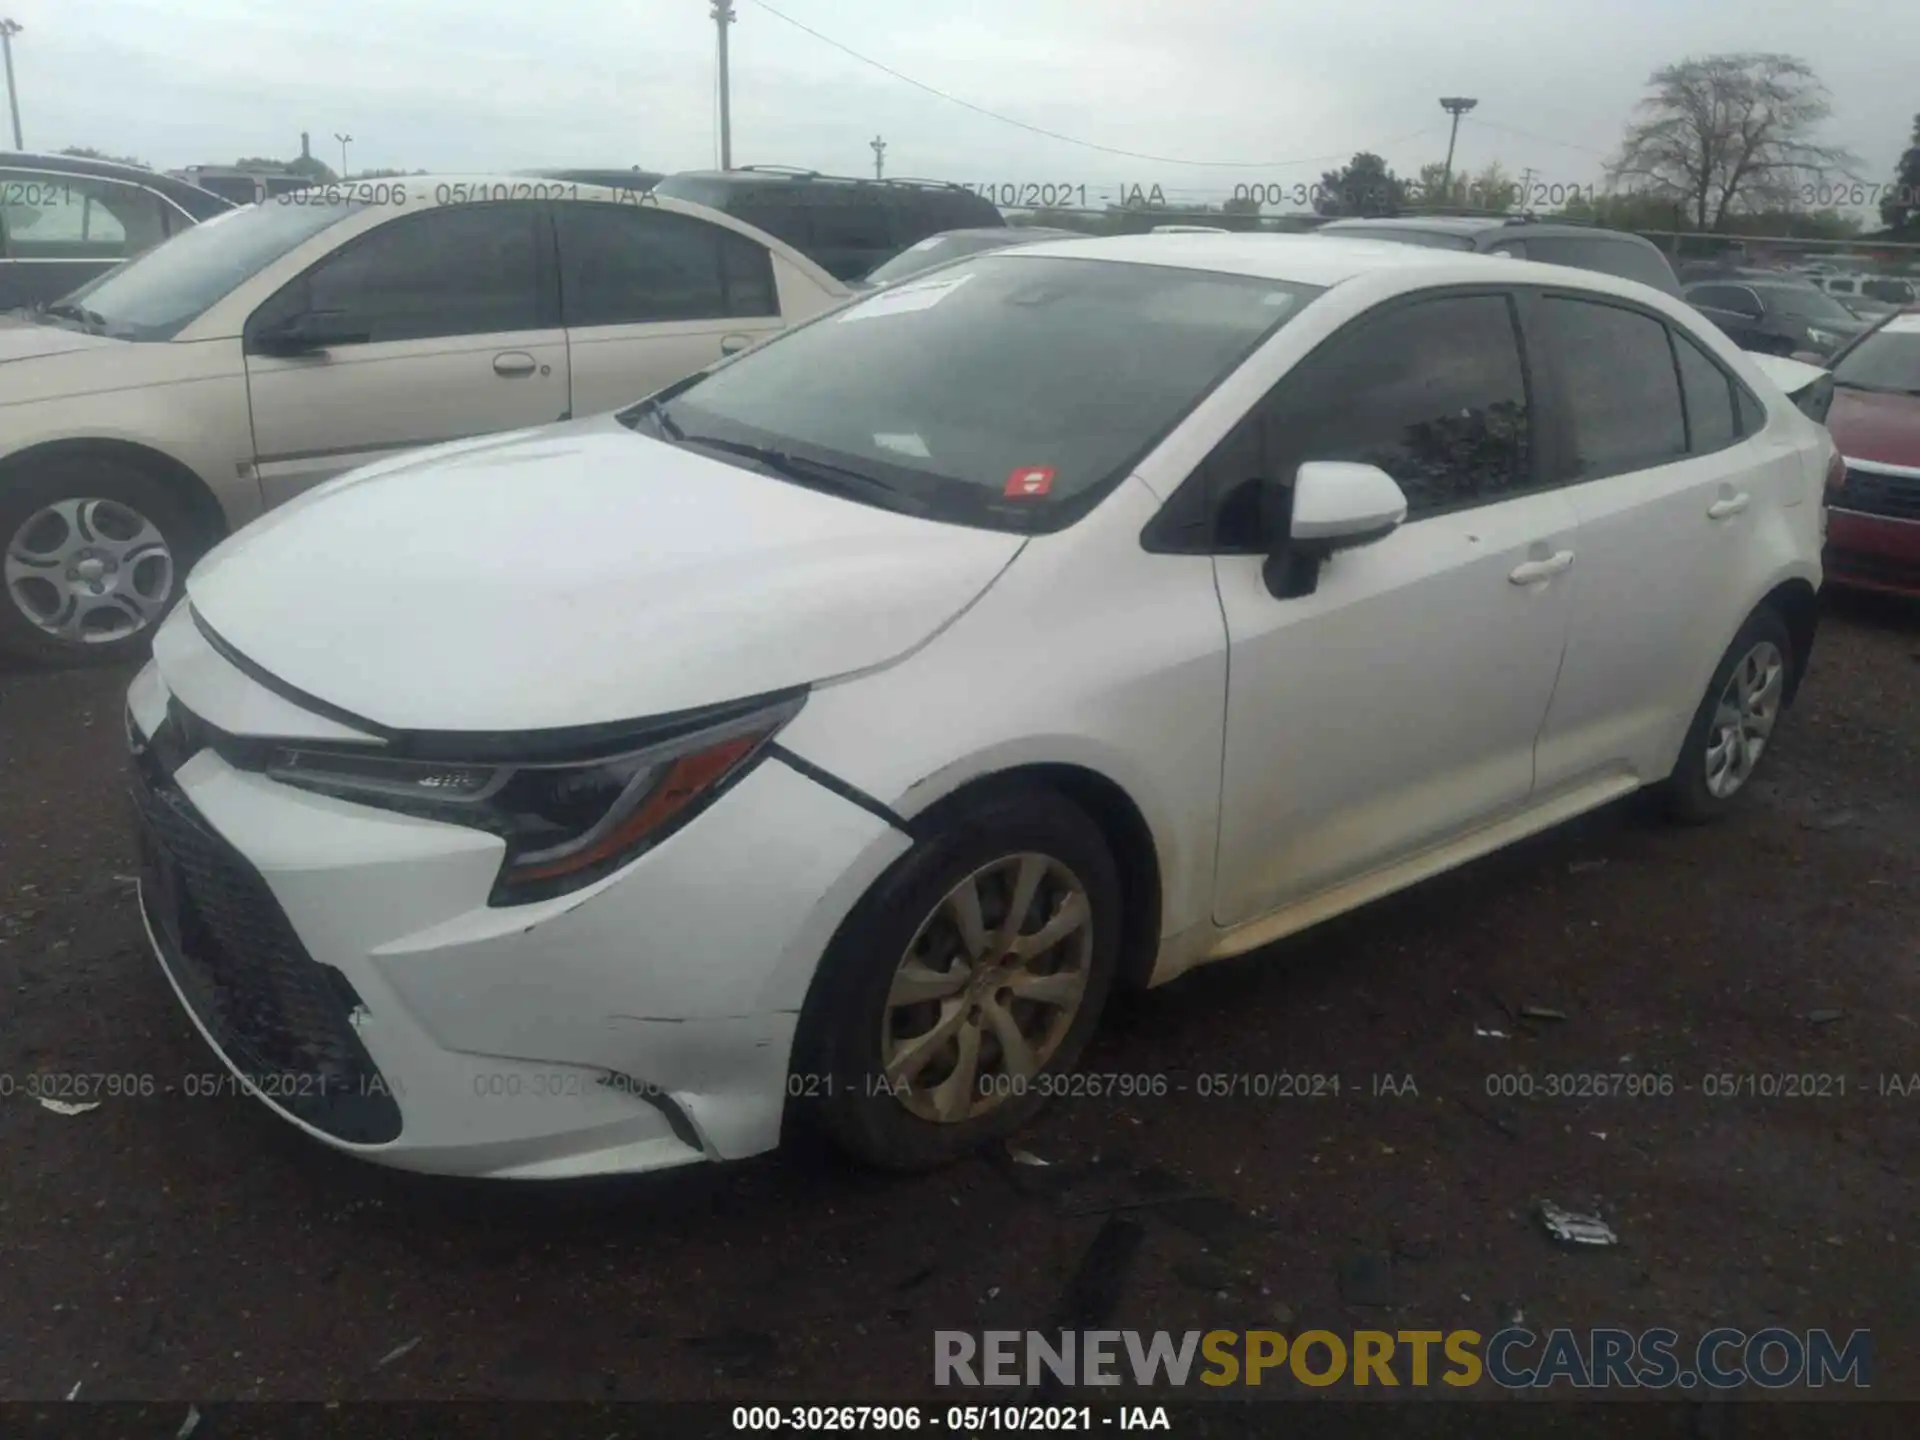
[1463,116,1612,159]
[741,0,1443,170]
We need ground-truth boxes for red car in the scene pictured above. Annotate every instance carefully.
[1822,309,1920,597]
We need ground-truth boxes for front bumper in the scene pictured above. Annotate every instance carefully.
[126,657,908,1180]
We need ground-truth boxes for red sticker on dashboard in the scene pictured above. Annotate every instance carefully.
[1005,465,1055,498]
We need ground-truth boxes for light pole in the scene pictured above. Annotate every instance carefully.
[334,132,352,178]
[1439,96,1478,202]
[711,1,735,170]
[870,135,886,180]
[1,19,24,151]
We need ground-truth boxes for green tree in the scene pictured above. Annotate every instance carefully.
[59,146,149,169]
[1608,53,1856,229]
[1315,152,1407,217]
[1881,114,1920,234]
[1465,161,1518,212]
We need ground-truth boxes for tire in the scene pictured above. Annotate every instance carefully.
[0,455,208,669]
[1660,604,1794,825]
[792,787,1124,1171]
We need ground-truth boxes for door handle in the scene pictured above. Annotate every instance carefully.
[492,351,538,377]
[719,333,753,356]
[1509,550,1575,585]
[1707,493,1751,519]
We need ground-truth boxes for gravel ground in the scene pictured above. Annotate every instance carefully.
[1,590,1915,1412]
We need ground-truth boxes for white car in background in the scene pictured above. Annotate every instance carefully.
[0,177,847,666]
[127,234,1828,1180]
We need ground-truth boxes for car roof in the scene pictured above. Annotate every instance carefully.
[657,168,981,198]
[0,150,238,211]
[1321,215,1506,235]
[999,231,1544,285]
[517,167,661,188]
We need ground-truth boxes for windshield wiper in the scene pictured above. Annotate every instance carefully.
[674,433,905,503]
[39,300,110,334]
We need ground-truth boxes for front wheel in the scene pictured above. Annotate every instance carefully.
[792,788,1123,1170]
[0,456,206,668]
[1660,605,1794,824]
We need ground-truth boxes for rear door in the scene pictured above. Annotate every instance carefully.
[552,200,788,417]
[243,201,568,505]
[1529,294,1786,791]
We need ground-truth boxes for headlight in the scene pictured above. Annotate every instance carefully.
[266,693,804,905]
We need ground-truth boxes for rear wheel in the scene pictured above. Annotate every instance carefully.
[793,788,1122,1170]
[0,455,206,668]
[1660,605,1793,824]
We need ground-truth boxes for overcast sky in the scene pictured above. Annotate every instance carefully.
[6,0,1915,212]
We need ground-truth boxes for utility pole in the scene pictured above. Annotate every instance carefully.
[1,19,24,151]
[1516,167,1535,214]
[334,132,352,178]
[1439,96,1477,199]
[870,135,886,179]
[711,1,736,170]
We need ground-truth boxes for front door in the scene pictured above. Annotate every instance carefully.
[243,201,569,505]
[1209,291,1579,928]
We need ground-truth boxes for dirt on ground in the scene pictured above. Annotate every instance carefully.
[1,591,1916,1418]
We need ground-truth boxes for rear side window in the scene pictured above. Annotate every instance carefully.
[1672,331,1740,454]
[555,203,776,325]
[1539,296,1686,480]
[728,194,812,252]
[810,199,891,251]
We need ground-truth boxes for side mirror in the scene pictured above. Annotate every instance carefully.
[1261,461,1409,600]
[250,309,369,356]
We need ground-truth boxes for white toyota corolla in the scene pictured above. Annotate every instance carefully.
[127,234,1831,1179]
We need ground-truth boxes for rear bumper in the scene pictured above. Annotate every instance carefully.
[1824,509,1920,599]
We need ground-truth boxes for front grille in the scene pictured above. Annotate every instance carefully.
[1835,465,1920,521]
[1825,545,1920,591]
[131,725,402,1145]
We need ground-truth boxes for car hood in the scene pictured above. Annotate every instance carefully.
[1826,387,1920,469]
[0,316,126,364]
[185,416,1027,732]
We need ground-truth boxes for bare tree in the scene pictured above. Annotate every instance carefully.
[1608,53,1856,230]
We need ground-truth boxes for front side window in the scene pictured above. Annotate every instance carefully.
[251,202,543,346]
[1690,285,1761,317]
[57,197,362,342]
[556,203,775,325]
[1209,292,1531,541]
[628,255,1322,533]
[1,172,175,262]
[1540,296,1686,480]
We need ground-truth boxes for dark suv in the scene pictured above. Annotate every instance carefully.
[650,167,1004,282]
[1316,215,1682,298]
[2,152,234,310]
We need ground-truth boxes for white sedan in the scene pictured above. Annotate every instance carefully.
[0,176,847,666]
[126,233,1829,1179]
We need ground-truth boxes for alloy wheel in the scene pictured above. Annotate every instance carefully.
[4,497,177,645]
[879,852,1094,1123]
[1705,640,1784,799]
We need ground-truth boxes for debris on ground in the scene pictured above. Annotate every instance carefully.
[1173,1253,1237,1293]
[1568,859,1609,874]
[66,1382,81,1400]
[1007,1146,1050,1167]
[1802,810,1860,831]
[36,1098,100,1117]
[374,1336,422,1370]
[1520,1005,1568,1022]
[1805,1009,1846,1024]
[1536,1201,1618,1248]
[177,1406,202,1439]
[1474,1026,1510,1039]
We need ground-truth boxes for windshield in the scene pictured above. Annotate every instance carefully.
[624,253,1322,533]
[54,198,364,341]
[864,232,1037,286]
[1759,285,1858,324]
[1831,322,1920,394]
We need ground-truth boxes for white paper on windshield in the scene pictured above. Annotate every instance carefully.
[906,236,946,253]
[873,432,933,459]
[838,272,973,323]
